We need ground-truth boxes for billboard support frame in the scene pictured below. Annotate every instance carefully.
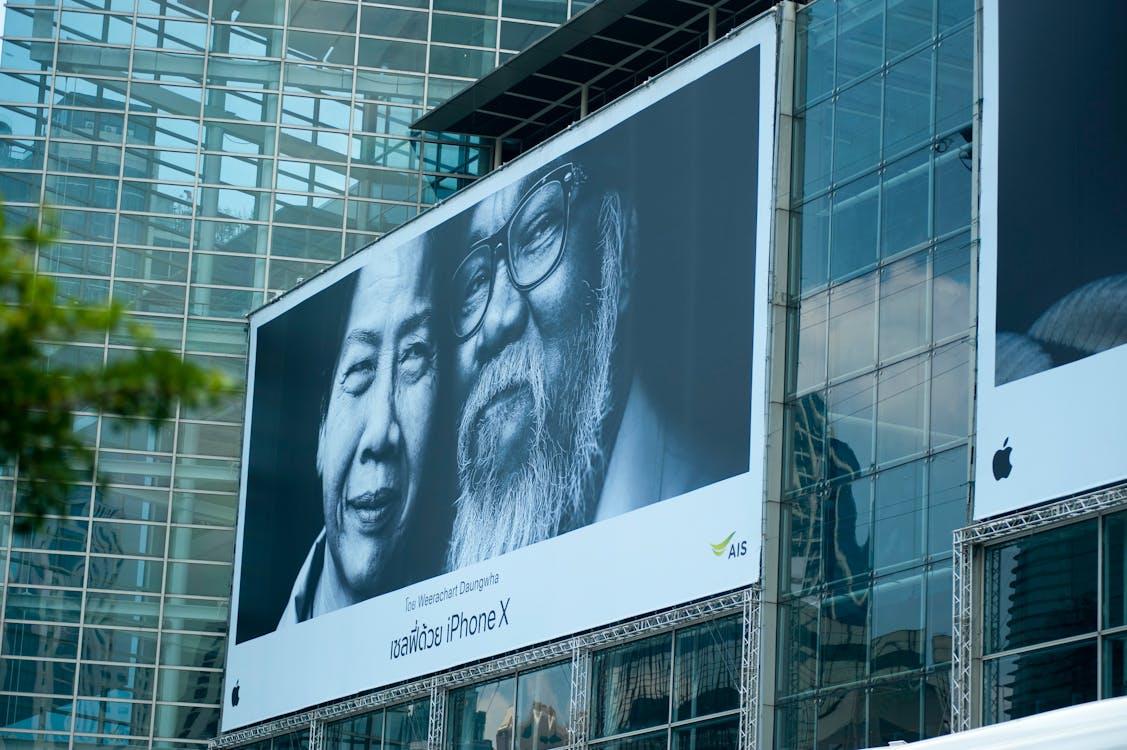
[213,586,758,748]
[951,482,1127,731]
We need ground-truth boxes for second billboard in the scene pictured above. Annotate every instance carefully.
[224,15,776,731]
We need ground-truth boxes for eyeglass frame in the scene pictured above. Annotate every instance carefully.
[450,162,586,341]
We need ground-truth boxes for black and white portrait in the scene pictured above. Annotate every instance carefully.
[235,50,760,644]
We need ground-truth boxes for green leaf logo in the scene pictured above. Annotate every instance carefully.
[710,531,736,557]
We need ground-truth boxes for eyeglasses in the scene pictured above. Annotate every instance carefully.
[450,163,585,340]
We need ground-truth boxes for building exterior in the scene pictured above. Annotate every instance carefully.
[0,0,579,747]
[1,1,1124,750]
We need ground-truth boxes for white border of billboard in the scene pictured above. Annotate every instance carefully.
[975,0,1127,520]
[223,13,776,731]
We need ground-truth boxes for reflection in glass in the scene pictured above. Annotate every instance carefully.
[673,617,740,721]
[833,75,881,183]
[589,634,671,739]
[448,677,516,750]
[873,459,924,570]
[868,677,921,745]
[1106,511,1127,628]
[513,663,571,750]
[671,715,737,750]
[875,354,928,466]
[870,573,923,676]
[984,640,1097,724]
[816,685,865,749]
[829,174,879,282]
[828,273,876,379]
[878,250,928,361]
[985,519,1098,654]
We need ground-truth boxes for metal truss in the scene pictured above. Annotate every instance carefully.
[738,588,762,750]
[428,680,447,750]
[212,586,759,750]
[950,482,1127,732]
[567,644,590,749]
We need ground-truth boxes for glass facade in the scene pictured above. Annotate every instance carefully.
[982,510,1127,724]
[775,0,973,747]
[0,0,577,748]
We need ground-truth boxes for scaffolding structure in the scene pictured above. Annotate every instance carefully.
[950,482,1127,731]
[212,586,761,750]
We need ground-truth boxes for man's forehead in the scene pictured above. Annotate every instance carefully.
[467,177,527,240]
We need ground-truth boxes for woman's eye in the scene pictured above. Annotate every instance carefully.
[340,361,373,394]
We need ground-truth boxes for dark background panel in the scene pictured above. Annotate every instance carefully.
[236,274,356,644]
[997,0,1127,335]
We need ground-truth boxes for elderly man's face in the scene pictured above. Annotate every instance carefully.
[448,166,625,568]
[318,245,437,600]
[454,172,602,471]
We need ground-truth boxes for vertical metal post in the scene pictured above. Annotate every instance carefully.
[429,680,447,750]
[739,588,761,750]
[580,84,589,119]
[708,7,717,44]
[568,640,590,749]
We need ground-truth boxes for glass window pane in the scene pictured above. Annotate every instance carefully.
[878,250,929,362]
[359,5,427,40]
[933,142,970,237]
[926,445,967,557]
[83,592,162,630]
[833,76,881,183]
[152,701,219,740]
[796,97,832,199]
[868,677,921,745]
[873,459,925,570]
[827,373,875,476]
[884,48,933,158]
[1105,511,1127,628]
[825,474,873,585]
[836,0,882,87]
[926,562,953,666]
[5,587,84,624]
[929,340,969,450]
[870,572,923,676]
[2,623,80,660]
[829,174,879,281]
[592,731,665,750]
[931,231,971,341]
[984,519,1098,654]
[385,698,430,749]
[935,24,972,135]
[795,290,828,393]
[886,0,933,60]
[817,685,866,747]
[91,520,167,558]
[778,597,818,694]
[673,616,740,721]
[515,663,571,749]
[672,715,737,750]
[820,586,869,687]
[984,640,1097,724]
[357,37,427,73]
[325,709,383,749]
[880,149,930,259]
[827,272,877,380]
[155,667,223,705]
[794,0,834,106]
[589,634,671,739]
[162,596,229,633]
[82,627,159,665]
[876,354,928,466]
[1105,633,1127,699]
[796,195,830,292]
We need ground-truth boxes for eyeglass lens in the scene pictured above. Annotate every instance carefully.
[451,178,568,338]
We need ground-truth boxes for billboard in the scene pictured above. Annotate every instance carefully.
[223,15,776,731]
[975,0,1127,519]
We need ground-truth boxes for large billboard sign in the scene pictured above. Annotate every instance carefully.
[975,0,1127,519]
[224,15,776,730]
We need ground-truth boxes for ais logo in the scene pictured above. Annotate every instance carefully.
[710,531,748,559]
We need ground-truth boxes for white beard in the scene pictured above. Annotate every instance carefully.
[446,194,624,570]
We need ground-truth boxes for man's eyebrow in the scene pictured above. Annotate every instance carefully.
[396,308,433,339]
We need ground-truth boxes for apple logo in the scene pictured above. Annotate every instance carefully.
[231,680,240,707]
[992,438,1013,481]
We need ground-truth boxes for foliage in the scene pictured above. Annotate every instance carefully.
[0,211,229,531]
